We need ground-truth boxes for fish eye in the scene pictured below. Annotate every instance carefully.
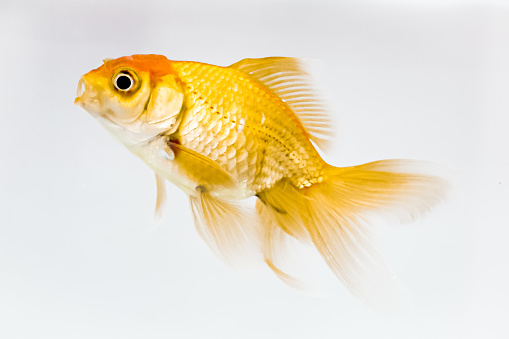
[113,71,135,92]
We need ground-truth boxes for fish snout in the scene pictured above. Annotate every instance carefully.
[74,76,95,106]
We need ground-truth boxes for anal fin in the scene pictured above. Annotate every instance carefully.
[256,199,308,290]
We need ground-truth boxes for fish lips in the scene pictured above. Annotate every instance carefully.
[74,76,88,105]
[74,76,105,119]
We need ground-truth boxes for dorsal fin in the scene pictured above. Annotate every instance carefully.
[230,57,333,151]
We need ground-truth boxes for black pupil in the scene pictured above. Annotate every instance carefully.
[116,75,132,90]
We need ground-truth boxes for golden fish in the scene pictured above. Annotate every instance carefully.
[75,55,447,311]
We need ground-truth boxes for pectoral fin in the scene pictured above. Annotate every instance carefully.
[167,141,238,193]
[154,173,167,218]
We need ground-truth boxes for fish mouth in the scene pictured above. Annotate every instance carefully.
[75,76,98,107]
[74,76,86,105]
[74,76,104,121]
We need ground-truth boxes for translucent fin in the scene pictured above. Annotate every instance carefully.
[256,160,448,313]
[299,160,448,313]
[154,173,166,218]
[168,141,238,192]
[256,199,306,290]
[189,192,260,268]
[257,180,309,242]
[230,57,333,151]
[324,160,450,225]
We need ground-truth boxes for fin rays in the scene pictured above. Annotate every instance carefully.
[253,160,448,312]
[154,173,167,218]
[189,193,260,268]
[230,57,333,151]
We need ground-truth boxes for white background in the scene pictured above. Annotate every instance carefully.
[1,0,508,338]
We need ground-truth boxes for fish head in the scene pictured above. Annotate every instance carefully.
[75,55,184,146]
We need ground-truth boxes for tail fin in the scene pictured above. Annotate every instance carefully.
[257,160,449,312]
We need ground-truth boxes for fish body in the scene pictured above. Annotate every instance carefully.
[171,60,326,195]
[75,55,447,312]
[77,56,327,199]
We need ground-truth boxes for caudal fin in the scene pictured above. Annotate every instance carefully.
[257,160,449,312]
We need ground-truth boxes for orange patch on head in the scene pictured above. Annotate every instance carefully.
[86,54,175,80]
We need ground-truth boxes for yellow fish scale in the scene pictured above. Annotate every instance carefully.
[172,61,326,192]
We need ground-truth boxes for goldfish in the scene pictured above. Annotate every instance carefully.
[75,55,447,311]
